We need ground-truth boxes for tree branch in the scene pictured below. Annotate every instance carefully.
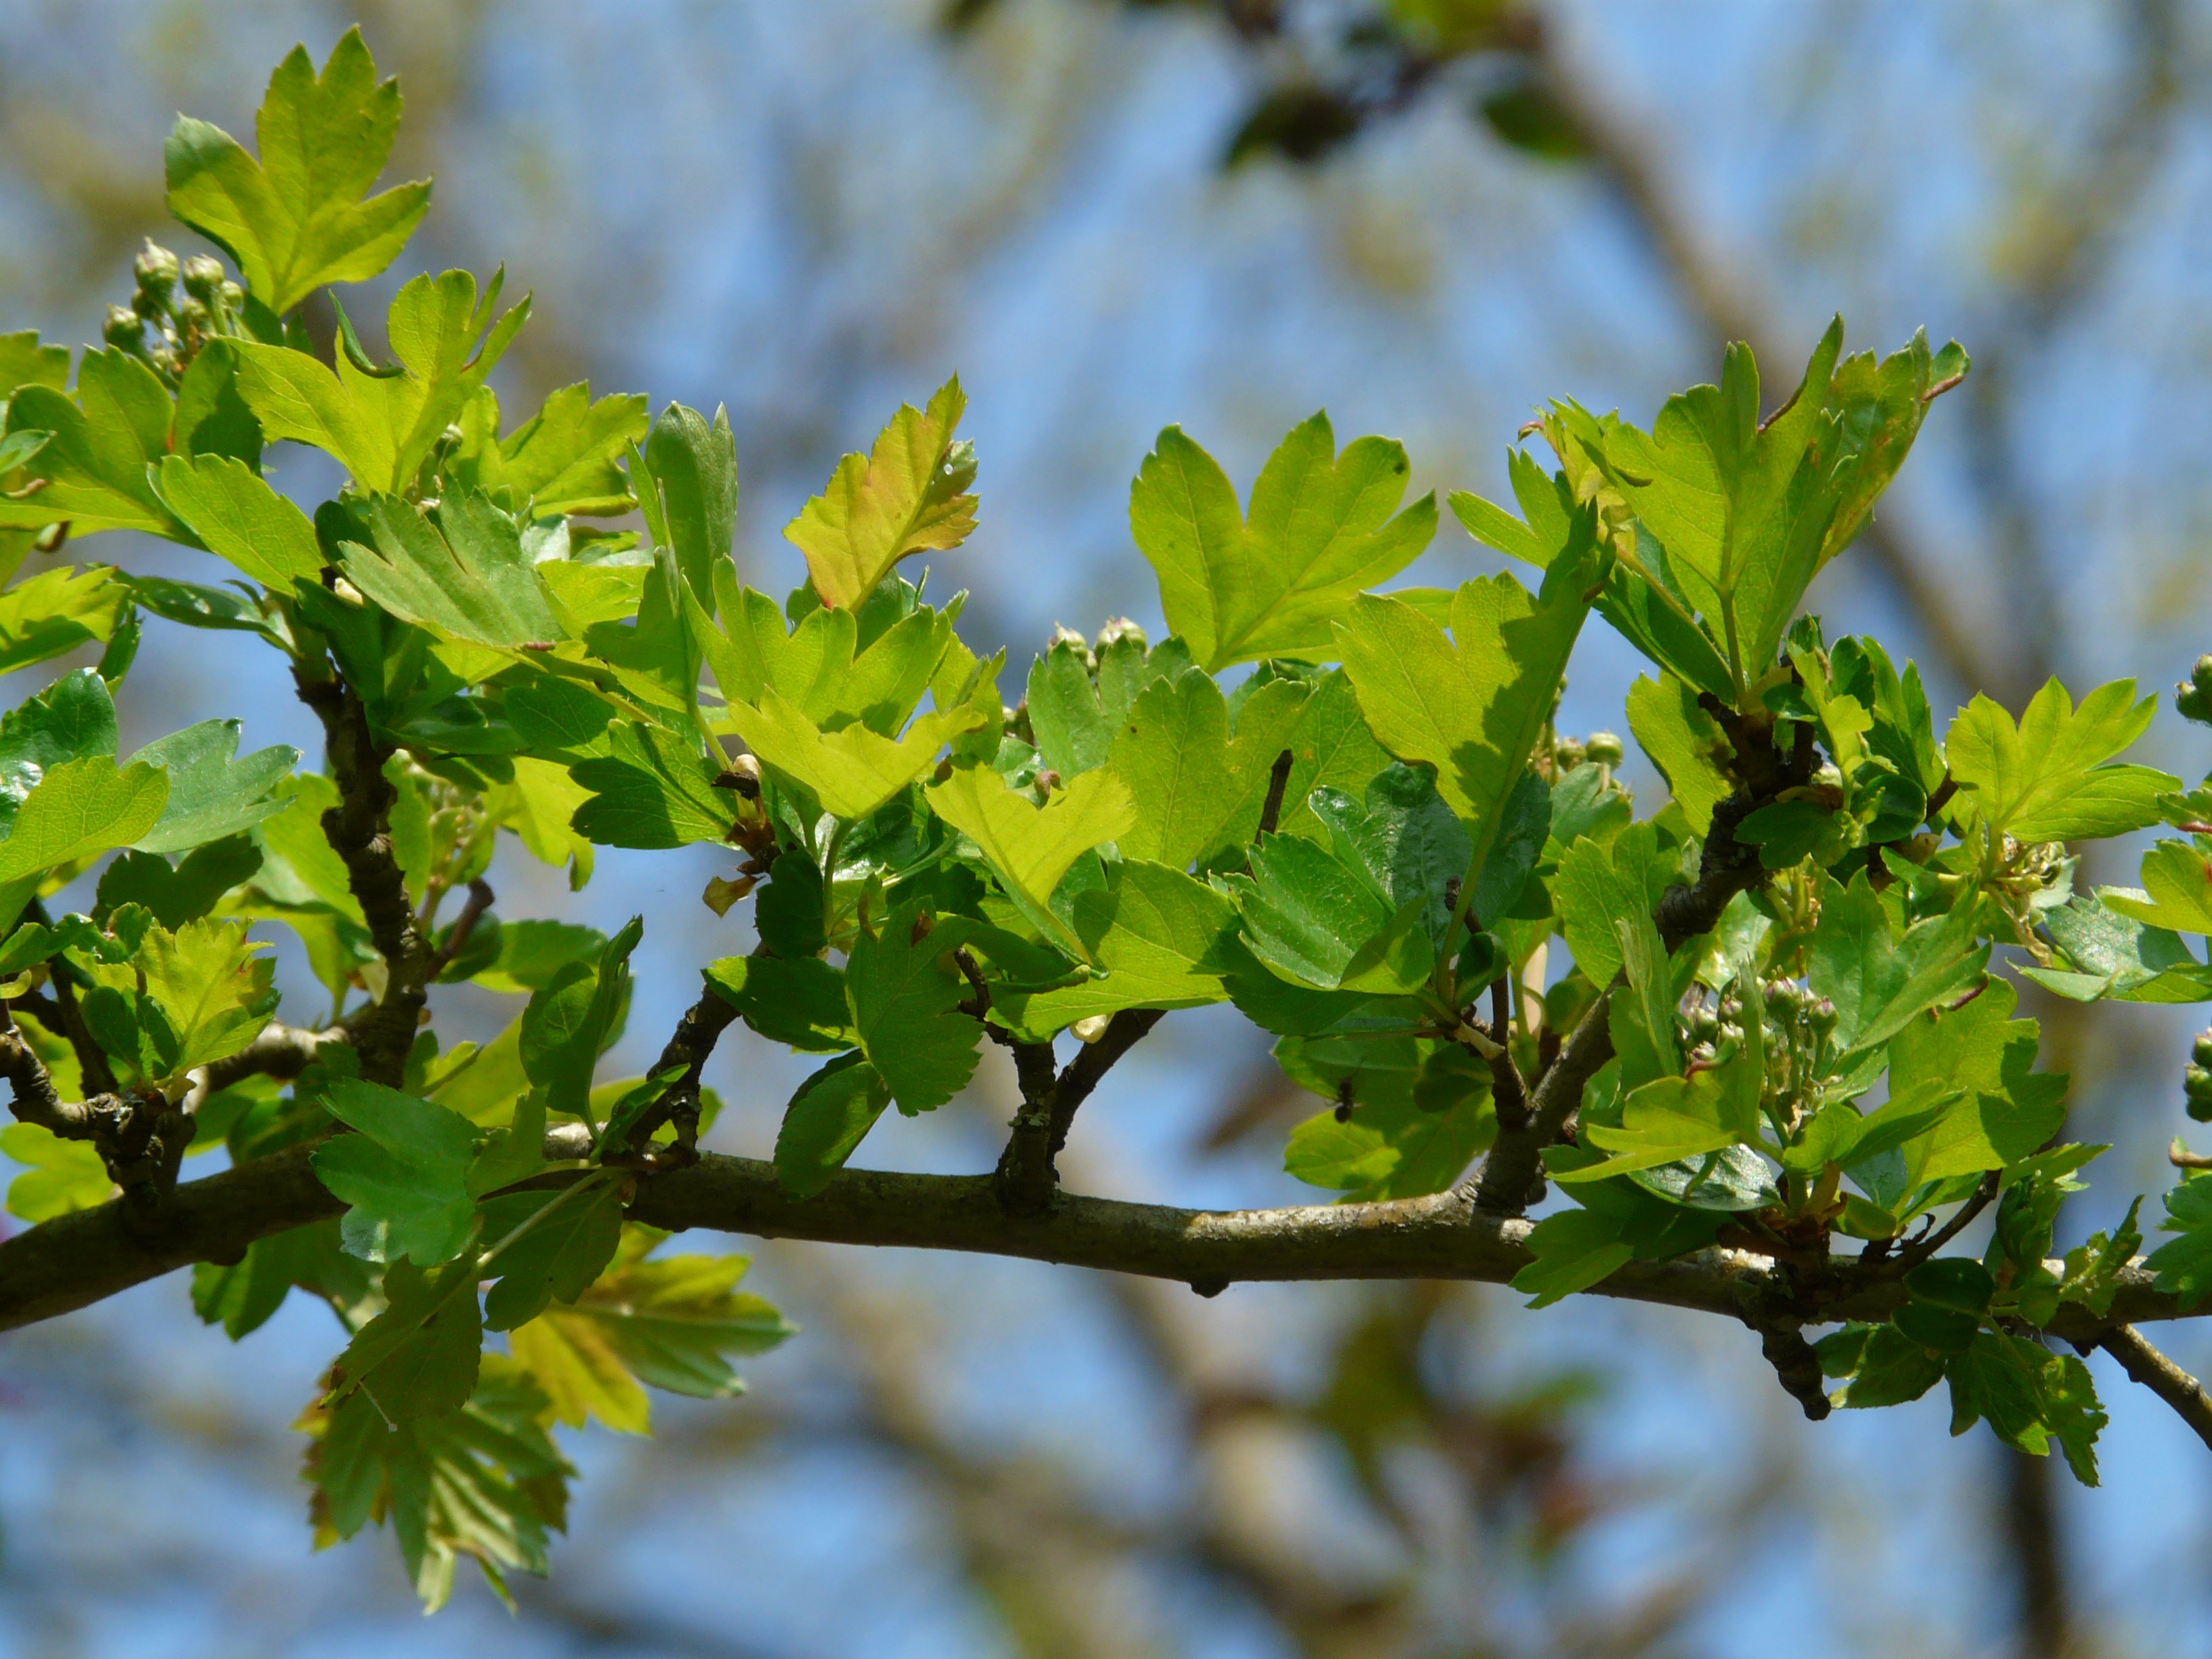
[1,1136,2193,1343]
[291,661,431,1088]
[2097,1323,2212,1453]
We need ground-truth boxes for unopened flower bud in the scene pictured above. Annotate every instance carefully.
[2194,1031,2212,1070]
[1584,731,1623,767]
[174,295,211,335]
[1095,617,1147,652]
[102,305,144,350]
[180,254,225,302]
[133,241,178,306]
[1553,736,1586,771]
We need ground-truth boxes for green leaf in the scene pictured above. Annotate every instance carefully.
[0,756,169,882]
[234,268,527,492]
[995,860,1239,1038]
[637,401,739,605]
[518,918,640,1120]
[98,838,262,929]
[775,1051,893,1197]
[305,1355,570,1612]
[128,720,298,853]
[1282,1040,1492,1201]
[0,350,190,539]
[163,29,428,314]
[2104,841,2212,937]
[846,901,983,1113]
[1563,1056,1762,1181]
[0,667,117,834]
[192,1218,371,1340]
[1945,679,2172,842]
[312,1079,480,1265]
[569,722,736,850]
[2145,1174,2212,1310]
[331,1256,485,1421]
[0,566,131,678]
[705,954,857,1052]
[926,764,1136,950]
[1027,636,1113,778]
[1885,978,2067,1186]
[133,915,278,1078]
[1131,413,1436,671]
[340,489,562,649]
[1309,763,1471,941]
[1511,1208,1636,1308]
[1228,828,1431,996]
[1806,874,1988,1057]
[509,1241,792,1433]
[1626,672,1733,835]
[2025,893,2212,1002]
[1553,821,1681,986]
[1,1122,112,1221]
[478,1184,626,1331]
[1332,550,1597,883]
[1946,1332,2104,1485]
[0,330,68,399]
[729,690,980,822]
[1827,1324,1947,1409]
[153,453,326,588]
[785,377,976,609]
[452,382,649,518]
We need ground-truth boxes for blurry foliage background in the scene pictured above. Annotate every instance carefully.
[4,1,2212,1656]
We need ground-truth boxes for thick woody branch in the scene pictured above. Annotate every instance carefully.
[0,1137,2191,1343]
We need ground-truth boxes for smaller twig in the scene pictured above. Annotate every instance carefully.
[428,878,495,977]
[1256,748,1294,838]
[1889,1170,2000,1275]
[1484,970,1530,1134]
[2098,1324,2212,1452]
[0,1007,81,1135]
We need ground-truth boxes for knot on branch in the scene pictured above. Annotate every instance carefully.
[1758,1321,1832,1421]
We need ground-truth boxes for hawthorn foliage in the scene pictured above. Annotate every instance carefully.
[2,28,2211,1608]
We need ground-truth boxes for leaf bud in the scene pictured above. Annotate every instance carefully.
[132,240,178,306]
[1584,730,1623,767]
[101,304,144,351]
[180,253,225,302]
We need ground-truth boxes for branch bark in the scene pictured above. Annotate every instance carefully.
[2097,1323,2212,1452]
[0,1136,2192,1343]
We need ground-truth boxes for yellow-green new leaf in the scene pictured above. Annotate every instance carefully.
[162,28,430,315]
[155,453,325,588]
[234,268,528,493]
[0,350,190,539]
[731,689,981,821]
[785,377,977,609]
[1130,413,1436,672]
[0,757,168,881]
[1946,678,2173,842]
[926,764,1136,949]
[1332,544,1597,875]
